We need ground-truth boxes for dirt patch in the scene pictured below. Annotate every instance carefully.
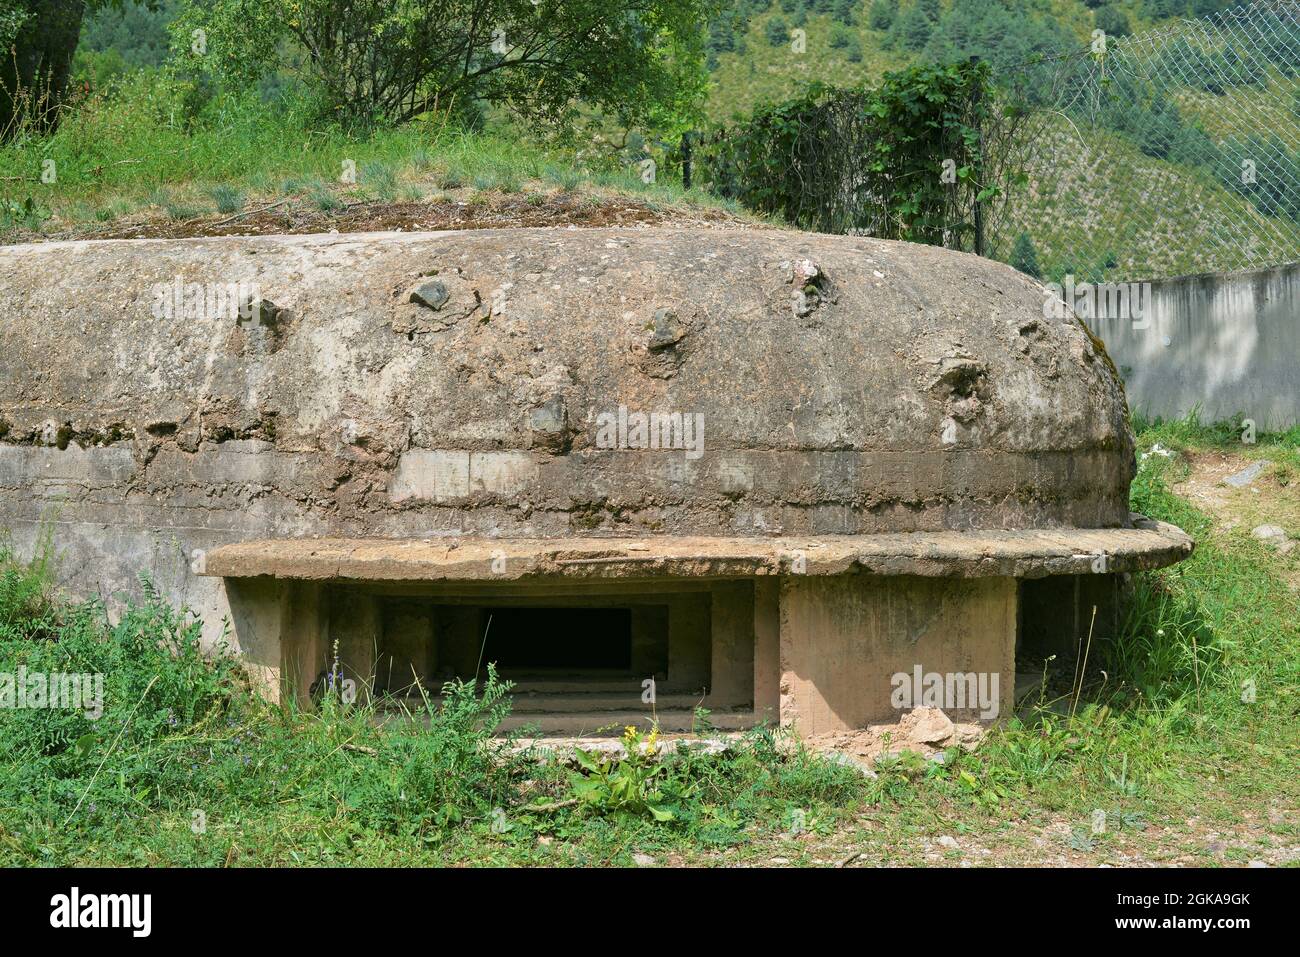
[1174,448,1299,590]
[1175,449,1263,522]
[15,193,760,244]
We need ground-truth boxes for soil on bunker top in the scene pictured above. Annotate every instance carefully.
[16,193,764,244]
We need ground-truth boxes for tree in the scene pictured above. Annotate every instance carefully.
[892,0,939,53]
[868,0,897,30]
[1009,232,1041,278]
[918,0,1073,75]
[1141,0,1184,18]
[765,14,790,47]
[1094,6,1131,39]
[173,0,717,131]
[1,0,106,137]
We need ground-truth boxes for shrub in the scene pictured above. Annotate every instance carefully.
[766,15,790,47]
[868,0,897,30]
[700,60,994,244]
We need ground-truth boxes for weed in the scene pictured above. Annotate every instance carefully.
[565,725,682,822]
[210,184,244,215]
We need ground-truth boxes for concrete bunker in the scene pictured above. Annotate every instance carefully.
[0,226,1193,735]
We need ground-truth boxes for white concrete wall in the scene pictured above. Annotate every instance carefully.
[1086,262,1300,430]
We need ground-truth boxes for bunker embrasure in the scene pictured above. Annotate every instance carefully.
[0,226,1192,734]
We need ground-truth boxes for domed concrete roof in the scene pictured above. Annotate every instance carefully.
[0,227,1136,540]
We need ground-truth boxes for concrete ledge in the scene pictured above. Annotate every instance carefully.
[200,513,1191,582]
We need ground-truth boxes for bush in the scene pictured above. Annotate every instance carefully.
[766,15,790,47]
[700,60,994,243]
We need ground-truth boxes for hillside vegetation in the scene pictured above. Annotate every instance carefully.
[702,0,1239,120]
[702,0,1299,277]
[3,0,1296,277]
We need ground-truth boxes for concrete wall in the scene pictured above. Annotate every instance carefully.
[778,575,1016,733]
[1087,262,1300,429]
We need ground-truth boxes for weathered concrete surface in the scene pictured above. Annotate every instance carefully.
[199,518,1191,582]
[0,227,1146,649]
[780,575,1016,732]
[1086,261,1300,429]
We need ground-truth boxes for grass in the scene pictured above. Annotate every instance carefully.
[0,70,735,243]
[0,416,1294,866]
[0,572,869,865]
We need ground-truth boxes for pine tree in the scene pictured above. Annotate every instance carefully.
[1010,232,1042,279]
[868,0,898,30]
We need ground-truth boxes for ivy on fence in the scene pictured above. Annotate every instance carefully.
[696,60,1001,249]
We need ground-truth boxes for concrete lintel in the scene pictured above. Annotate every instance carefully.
[199,514,1191,583]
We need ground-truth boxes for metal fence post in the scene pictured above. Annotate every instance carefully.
[682,131,693,190]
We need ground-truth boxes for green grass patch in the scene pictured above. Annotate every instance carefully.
[0,71,730,242]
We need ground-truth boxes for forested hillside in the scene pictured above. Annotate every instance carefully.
[701,0,1299,278]
[704,0,1244,118]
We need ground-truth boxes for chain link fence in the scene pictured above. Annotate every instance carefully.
[991,0,1300,280]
